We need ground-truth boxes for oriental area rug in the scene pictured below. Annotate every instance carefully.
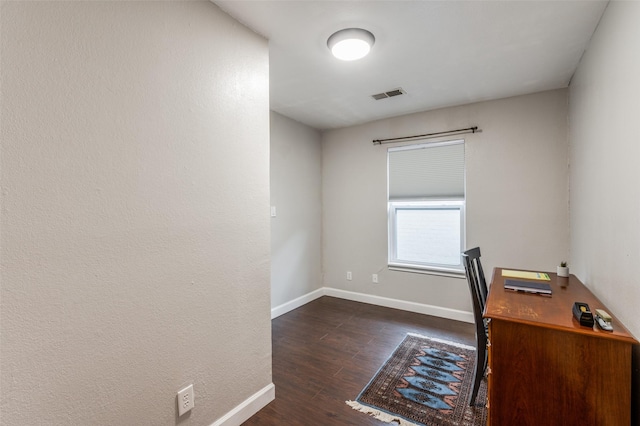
[346,333,487,426]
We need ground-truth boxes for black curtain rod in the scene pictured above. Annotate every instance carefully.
[372,126,480,145]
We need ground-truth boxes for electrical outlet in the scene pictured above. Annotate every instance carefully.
[372,274,378,283]
[177,384,194,416]
[347,271,352,281]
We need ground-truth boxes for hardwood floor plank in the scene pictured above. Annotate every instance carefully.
[242,296,475,425]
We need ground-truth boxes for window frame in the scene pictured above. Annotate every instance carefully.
[387,139,466,277]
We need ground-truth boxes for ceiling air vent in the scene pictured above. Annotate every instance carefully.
[371,88,406,100]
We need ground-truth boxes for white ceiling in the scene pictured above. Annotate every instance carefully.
[214,1,608,130]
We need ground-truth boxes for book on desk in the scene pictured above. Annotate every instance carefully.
[504,278,552,295]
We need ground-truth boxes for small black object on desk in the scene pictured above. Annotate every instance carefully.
[572,302,594,327]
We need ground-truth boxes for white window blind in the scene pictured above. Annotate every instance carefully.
[388,140,465,200]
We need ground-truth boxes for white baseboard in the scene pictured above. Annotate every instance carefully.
[323,288,474,323]
[272,287,473,323]
[271,288,324,319]
[210,383,275,426]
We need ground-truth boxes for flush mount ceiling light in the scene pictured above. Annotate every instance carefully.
[327,28,375,61]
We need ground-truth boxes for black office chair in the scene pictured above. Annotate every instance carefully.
[462,247,488,407]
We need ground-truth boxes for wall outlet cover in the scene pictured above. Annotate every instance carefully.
[177,384,194,416]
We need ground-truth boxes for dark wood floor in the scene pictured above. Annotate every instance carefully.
[243,296,476,425]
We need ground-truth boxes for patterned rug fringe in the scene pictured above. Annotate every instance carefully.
[346,400,421,426]
[406,332,476,351]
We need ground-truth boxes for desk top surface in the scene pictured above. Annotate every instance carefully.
[485,267,638,344]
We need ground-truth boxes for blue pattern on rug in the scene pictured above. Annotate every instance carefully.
[409,365,460,383]
[397,348,464,411]
[397,388,453,410]
[403,375,457,395]
[416,355,463,372]
[422,348,465,362]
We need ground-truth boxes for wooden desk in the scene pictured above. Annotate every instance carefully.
[484,268,638,426]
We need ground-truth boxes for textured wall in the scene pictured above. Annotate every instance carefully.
[568,4,640,420]
[270,112,323,309]
[568,1,639,344]
[322,90,569,315]
[0,2,271,425]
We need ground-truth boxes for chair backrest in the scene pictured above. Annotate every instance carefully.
[462,249,489,406]
[462,247,488,310]
[462,251,487,346]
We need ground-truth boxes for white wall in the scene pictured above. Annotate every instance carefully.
[568,1,640,341]
[0,2,271,425]
[270,112,323,309]
[322,90,569,314]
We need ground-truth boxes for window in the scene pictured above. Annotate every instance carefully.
[388,140,465,275]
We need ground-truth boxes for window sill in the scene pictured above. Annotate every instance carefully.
[388,263,466,279]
